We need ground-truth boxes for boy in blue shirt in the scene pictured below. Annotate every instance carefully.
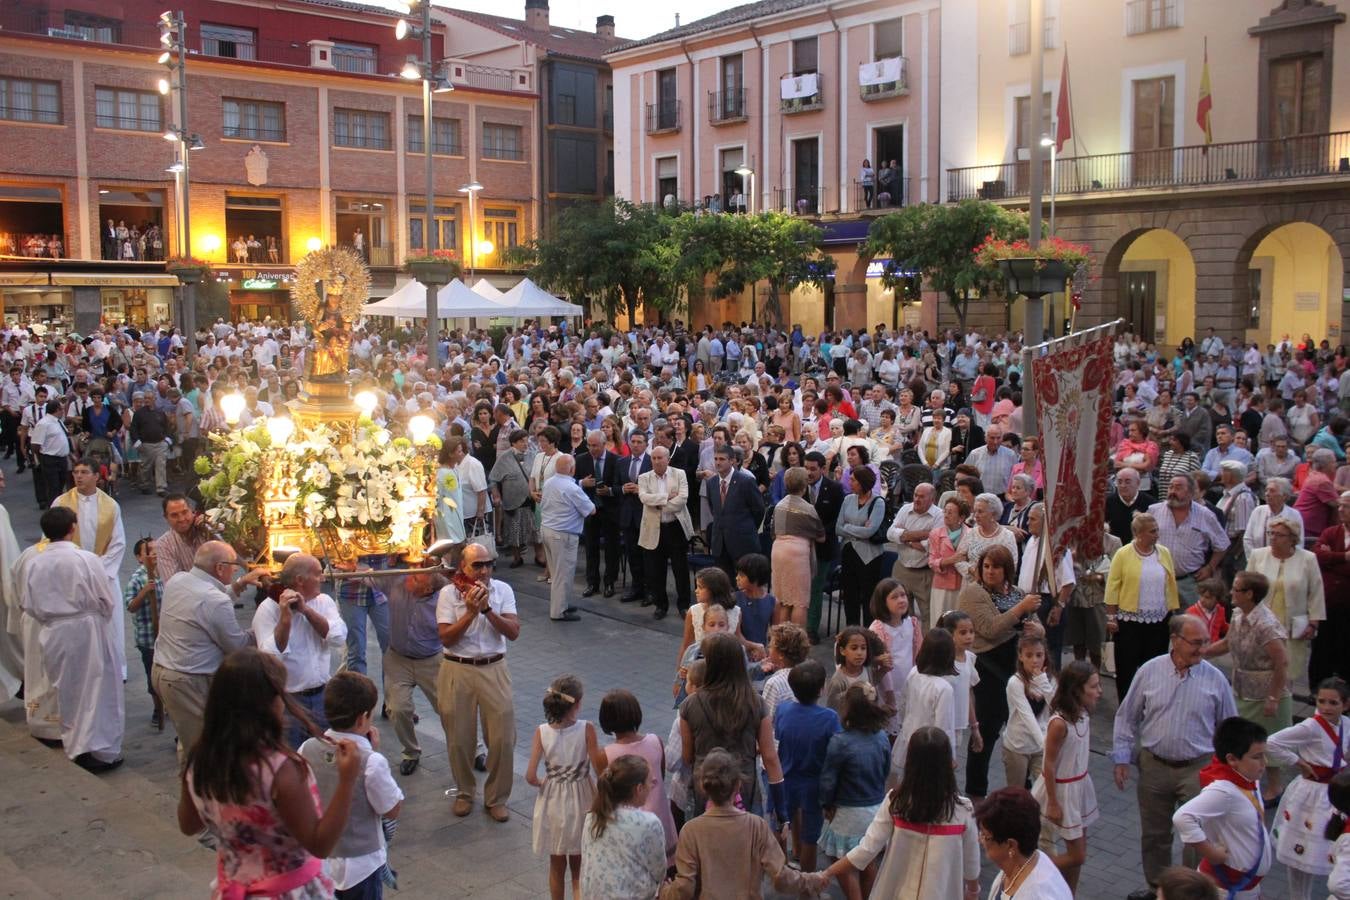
[773,658,841,873]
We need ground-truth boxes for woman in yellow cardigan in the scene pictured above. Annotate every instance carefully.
[1105,512,1180,701]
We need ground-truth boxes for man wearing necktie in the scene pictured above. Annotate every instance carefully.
[618,431,653,603]
[574,430,621,598]
[705,446,766,578]
[29,399,71,509]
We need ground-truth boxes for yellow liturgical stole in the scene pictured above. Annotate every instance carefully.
[53,488,117,556]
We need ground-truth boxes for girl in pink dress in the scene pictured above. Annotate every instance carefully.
[598,689,678,862]
[177,648,360,900]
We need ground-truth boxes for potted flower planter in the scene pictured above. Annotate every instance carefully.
[996,257,1071,299]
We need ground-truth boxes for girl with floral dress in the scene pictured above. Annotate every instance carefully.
[581,755,667,900]
[1031,660,1103,894]
[527,674,610,900]
[177,648,358,900]
[868,579,923,739]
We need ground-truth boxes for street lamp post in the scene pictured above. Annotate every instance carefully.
[734,164,755,214]
[459,181,483,281]
[397,1,453,362]
[1040,135,1058,238]
[158,10,203,357]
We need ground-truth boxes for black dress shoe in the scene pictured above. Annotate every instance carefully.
[399,758,419,776]
[652,608,668,620]
[73,753,124,774]
[639,597,655,607]
[35,736,63,749]
[565,606,579,614]
[581,585,599,598]
[551,611,582,622]
[619,593,640,603]
[473,753,488,772]
[603,584,615,598]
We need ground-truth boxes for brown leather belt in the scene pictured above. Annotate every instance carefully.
[443,653,504,666]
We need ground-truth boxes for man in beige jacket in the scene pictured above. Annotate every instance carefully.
[638,445,693,619]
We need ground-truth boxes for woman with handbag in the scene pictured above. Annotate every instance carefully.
[489,429,538,568]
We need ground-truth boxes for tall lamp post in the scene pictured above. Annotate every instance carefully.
[1040,134,1058,238]
[459,181,483,281]
[158,10,203,356]
[734,164,755,214]
[396,1,453,362]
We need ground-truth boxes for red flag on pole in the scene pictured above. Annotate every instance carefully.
[1054,50,1073,153]
[1197,38,1214,151]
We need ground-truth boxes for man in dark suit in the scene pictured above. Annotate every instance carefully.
[804,450,844,641]
[617,430,653,603]
[705,445,766,577]
[574,430,621,598]
[1106,466,1154,547]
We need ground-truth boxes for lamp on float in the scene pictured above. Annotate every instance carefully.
[266,415,295,447]
[353,390,378,418]
[408,414,436,445]
[221,392,246,426]
[306,237,324,253]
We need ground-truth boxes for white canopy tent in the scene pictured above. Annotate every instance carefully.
[470,278,504,299]
[363,278,506,318]
[497,278,584,317]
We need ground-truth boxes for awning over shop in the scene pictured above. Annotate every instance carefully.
[0,272,49,286]
[50,273,182,287]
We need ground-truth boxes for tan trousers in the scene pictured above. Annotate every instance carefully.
[152,664,211,767]
[383,649,442,761]
[1002,745,1043,791]
[437,657,515,808]
[891,564,934,627]
[1137,749,1205,885]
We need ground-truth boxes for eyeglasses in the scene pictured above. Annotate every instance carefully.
[1173,635,1206,649]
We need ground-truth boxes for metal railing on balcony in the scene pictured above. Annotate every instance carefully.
[460,64,516,92]
[708,89,748,123]
[1008,17,1057,55]
[780,73,824,114]
[772,186,828,216]
[0,232,68,259]
[852,176,911,211]
[1126,0,1181,35]
[946,131,1350,202]
[646,99,681,134]
[331,48,377,74]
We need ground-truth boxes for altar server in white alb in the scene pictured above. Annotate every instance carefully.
[50,459,127,679]
[0,471,24,704]
[16,506,125,772]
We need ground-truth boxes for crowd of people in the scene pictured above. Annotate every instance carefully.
[102,219,166,262]
[5,316,1350,898]
[2,231,66,259]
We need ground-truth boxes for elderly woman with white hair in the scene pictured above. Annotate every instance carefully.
[960,493,1020,584]
[1246,514,1326,696]
[1243,477,1304,557]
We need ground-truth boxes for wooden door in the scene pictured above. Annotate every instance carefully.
[1132,77,1174,185]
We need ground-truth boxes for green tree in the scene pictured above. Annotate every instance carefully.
[863,200,1028,329]
[671,211,836,327]
[505,198,680,323]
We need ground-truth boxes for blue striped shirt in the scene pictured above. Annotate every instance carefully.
[1112,654,1237,765]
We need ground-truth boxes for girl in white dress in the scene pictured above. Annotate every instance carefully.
[890,628,957,785]
[1031,660,1103,894]
[1328,770,1350,899]
[1268,677,1350,900]
[868,578,923,739]
[526,674,610,900]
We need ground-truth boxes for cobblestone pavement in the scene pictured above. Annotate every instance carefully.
[0,462,1305,898]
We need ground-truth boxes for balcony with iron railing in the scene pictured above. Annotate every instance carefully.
[1008,17,1057,55]
[1126,0,1181,35]
[646,99,681,134]
[708,89,748,124]
[780,73,824,114]
[772,185,828,216]
[946,131,1350,202]
[852,176,911,212]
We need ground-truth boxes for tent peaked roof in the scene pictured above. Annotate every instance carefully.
[499,279,584,316]
[470,278,504,299]
[362,279,507,318]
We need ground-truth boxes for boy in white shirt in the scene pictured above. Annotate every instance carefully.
[300,672,404,899]
[1173,716,1272,900]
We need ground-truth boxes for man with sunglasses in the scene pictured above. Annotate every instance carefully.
[436,541,520,822]
[1111,613,1237,900]
[152,541,258,764]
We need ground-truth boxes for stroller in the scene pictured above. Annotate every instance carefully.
[83,436,119,498]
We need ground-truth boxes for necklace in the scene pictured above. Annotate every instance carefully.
[1000,852,1036,896]
[979,523,1000,538]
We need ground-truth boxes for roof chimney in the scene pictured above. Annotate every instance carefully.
[525,0,549,31]
[596,14,615,39]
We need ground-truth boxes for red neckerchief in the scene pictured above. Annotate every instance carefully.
[1198,756,1259,792]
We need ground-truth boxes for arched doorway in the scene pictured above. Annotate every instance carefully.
[1107,228,1197,347]
[1241,222,1344,346]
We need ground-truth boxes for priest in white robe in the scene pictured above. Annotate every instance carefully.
[18,506,124,771]
[50,459,127,679]
[0,472,23,702]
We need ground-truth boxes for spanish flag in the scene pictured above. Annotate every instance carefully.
[1196,38,1213,151]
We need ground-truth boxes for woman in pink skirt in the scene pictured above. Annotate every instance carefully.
[771,466,825,627]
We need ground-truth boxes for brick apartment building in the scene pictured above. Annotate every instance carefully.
[0,0,540,331]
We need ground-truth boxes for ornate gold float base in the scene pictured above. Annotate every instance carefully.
[289,379,356,429]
